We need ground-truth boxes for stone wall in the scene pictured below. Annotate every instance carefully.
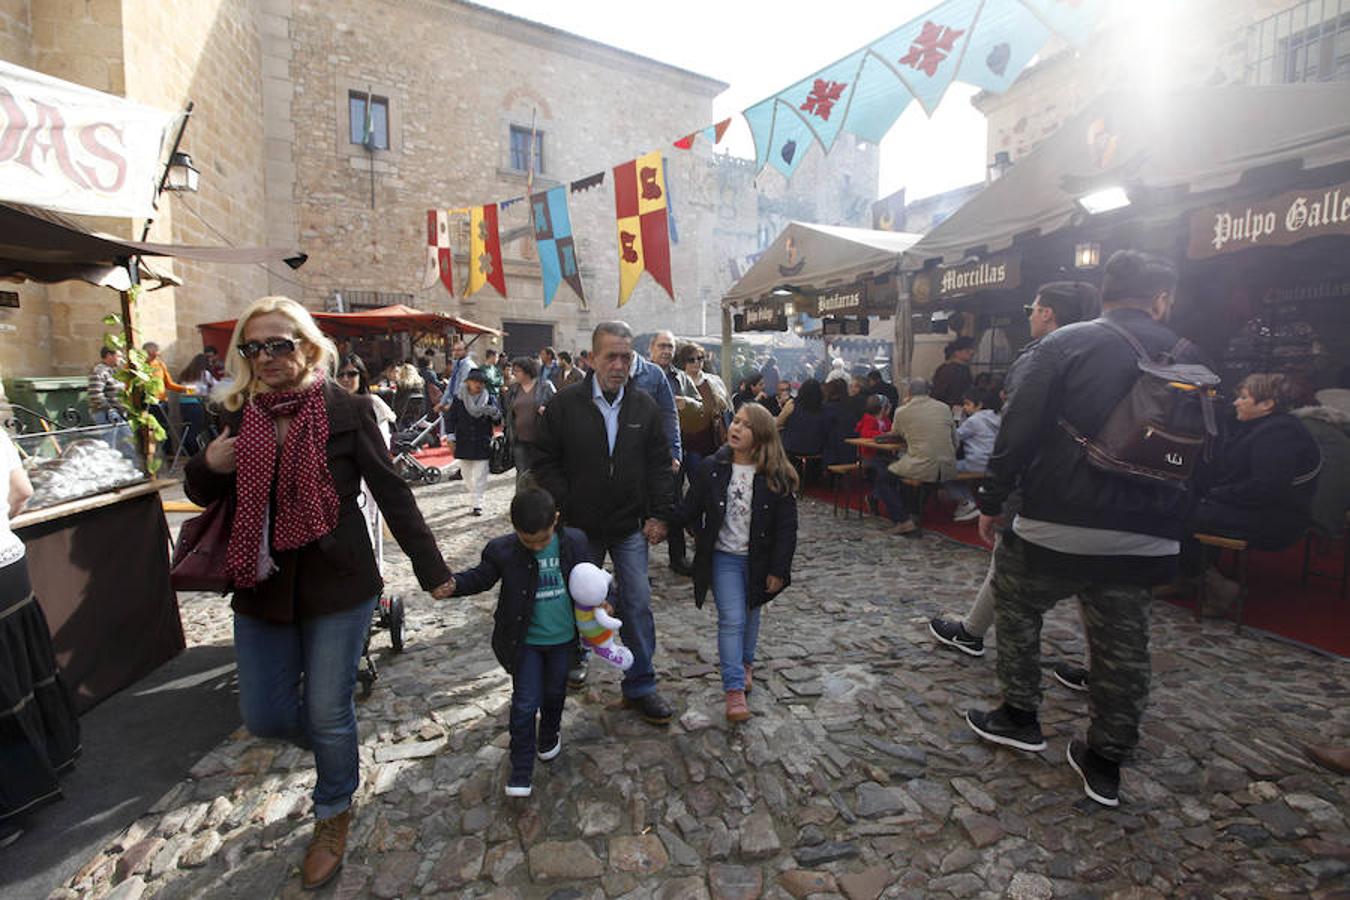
[0,0,269,379]
[974,1,1298,168]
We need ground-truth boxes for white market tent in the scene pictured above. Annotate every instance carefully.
[721,221,922,307]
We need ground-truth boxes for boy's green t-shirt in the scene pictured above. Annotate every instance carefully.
[525,533,575,645]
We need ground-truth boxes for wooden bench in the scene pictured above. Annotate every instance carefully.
[898,472,985,527]
[827,463,866,518]
[1300,510,1350,601]
[1195,532,1249,632]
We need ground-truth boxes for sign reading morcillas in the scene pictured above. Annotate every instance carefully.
[1189,179,1350,260]
[911,251,1021,305]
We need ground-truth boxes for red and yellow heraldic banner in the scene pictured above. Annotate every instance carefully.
[613,151,673,306]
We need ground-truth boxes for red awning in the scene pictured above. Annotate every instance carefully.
[196,304,503,352]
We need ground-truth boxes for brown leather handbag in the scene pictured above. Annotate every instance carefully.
[170,495,235,593]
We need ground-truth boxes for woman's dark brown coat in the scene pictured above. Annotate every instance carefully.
[185,380,449,623]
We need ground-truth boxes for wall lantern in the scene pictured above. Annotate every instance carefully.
[987,151,1013,182]
[164,151,200,192]
[783,301,795,316]
[1074,241,1102,269]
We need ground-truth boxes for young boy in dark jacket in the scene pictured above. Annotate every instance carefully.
[445,488,588,797]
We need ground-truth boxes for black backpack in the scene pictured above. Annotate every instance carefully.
[1060,318,1219,487]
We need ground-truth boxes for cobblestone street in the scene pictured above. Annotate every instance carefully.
[57,472,1350,899]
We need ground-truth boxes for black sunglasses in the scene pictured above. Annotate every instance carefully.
[237,337,300,360]
[1023,304,1040,316]
[337,369,361,378]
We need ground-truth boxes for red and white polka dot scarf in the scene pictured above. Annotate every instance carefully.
[225,379,339,588]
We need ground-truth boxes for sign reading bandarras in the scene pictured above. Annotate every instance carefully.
[0,60,175,218]
[912,252,1021,305]
[1189,179,1350,260]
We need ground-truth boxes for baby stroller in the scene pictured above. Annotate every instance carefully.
[357,498,407,697]
[390,413,448,485]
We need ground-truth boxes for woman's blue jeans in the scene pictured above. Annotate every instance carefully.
[232,597,376,820]
[711,551,761,692]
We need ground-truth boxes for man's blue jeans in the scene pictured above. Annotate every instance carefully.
[586,530,657,699]
[711,551,760,692]
[508,641,571,779]
[232,598,376,820]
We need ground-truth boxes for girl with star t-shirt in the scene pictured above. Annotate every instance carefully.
[675,403,798,723]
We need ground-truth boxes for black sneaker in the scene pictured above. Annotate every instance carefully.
[504,773,532,798]
[929,618,985,657]
[966,705,1047,752]
[1053,662,1089,692]
[623,691,674,726]
[538,732,561,761]
[566,659,588,691]
[1067,739,1120,807]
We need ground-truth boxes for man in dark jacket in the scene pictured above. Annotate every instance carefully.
[533,321,676,725]
[967,250,1201,809]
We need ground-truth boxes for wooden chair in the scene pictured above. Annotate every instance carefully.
[828,463,866,518]
[1194,533,1250,632]
[1299,511,1350,600]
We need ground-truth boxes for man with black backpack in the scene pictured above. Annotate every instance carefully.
[966,250,1213,808]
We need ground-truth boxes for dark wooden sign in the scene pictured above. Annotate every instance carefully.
[1188,179,1350,260]
[912,252,1021,305]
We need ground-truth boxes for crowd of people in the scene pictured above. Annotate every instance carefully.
[6,248,1347,885]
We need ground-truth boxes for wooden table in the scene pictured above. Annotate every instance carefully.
[13,479,184,713]
[846,437,905,454]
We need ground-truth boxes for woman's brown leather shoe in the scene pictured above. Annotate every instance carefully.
[302,808,351,890]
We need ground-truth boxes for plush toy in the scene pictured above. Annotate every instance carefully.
[568,562,634,671]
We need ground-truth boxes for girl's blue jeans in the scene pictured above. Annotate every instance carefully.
[232,597,376,820]
[711,551,761,692]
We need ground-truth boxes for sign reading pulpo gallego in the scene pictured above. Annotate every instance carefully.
[1189,179,1350,260]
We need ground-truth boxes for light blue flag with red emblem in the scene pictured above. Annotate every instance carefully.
[529,185,585,307]
[743,0,1103,178]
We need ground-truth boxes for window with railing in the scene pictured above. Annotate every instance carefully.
[1247,0,1350,84]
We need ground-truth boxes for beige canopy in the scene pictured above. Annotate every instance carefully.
[722,221,922,307]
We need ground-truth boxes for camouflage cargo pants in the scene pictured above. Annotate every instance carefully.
[992,534,1153,763]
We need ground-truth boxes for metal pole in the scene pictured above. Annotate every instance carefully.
[720,305,733,383]
[139,101,194,243]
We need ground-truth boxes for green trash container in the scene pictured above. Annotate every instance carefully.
[4,376,94,431]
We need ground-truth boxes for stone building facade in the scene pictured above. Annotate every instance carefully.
[972,0,1329,171]
[0,0,878,379]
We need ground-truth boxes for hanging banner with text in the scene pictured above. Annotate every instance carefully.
[911,251,1021,305]
[0,60,175,218]
[1188,179,1350,260]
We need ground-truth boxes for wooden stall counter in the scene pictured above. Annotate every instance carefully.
[13,479,185,714]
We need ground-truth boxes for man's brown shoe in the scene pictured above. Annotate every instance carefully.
[1305,744,1350,776]
[725,689,751,722]
[302,808,351,890]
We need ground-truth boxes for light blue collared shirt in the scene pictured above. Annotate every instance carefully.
[591,376,626,454]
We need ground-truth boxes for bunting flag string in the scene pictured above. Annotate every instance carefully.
[530,185,586,307]
[424,0,1105,306]
[614,150,673,306]
[424,209,454,296]
[743,0,1103,177]
[570,172,605,194]
[468,203,507,298]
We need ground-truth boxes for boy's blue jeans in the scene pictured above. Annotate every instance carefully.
[509,641,572,780]
[232,597,376,820]
[711,551,761,692]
